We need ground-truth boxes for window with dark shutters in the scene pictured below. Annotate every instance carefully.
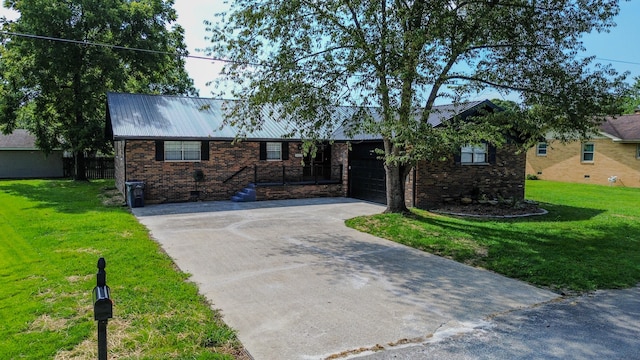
[157,141,203,161]
[457,142,495,165]
[259,142,288,160]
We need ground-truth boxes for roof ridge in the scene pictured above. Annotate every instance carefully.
[107,92,488,111]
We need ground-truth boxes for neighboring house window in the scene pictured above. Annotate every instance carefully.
[536,142,547,156]
[581,142,595,162]
[266,142,282,160]
[461,144,487,164]
[637,144,640,159]
[165,141,201,161]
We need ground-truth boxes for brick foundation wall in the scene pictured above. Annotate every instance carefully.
[256,184,343,200]
[413,145,525,208]
[121,140,348,203]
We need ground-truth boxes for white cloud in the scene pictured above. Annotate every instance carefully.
[173,0,230,96]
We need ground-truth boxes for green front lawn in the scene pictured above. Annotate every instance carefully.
[347,180,640,293]
[0,180,241,359]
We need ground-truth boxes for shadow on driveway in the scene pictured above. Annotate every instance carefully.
[134,198,558,360]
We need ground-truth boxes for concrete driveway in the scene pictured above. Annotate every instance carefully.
[133,198,558,360]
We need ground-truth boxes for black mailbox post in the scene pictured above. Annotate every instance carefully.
[93,258,112,360]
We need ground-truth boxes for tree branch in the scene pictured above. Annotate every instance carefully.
[447,74,548,95]
[292,45,355,64]
[344,0,381,72]
[466,42,552,52]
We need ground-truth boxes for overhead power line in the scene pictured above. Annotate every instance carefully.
[2,30,640,69]
[592,57,640,66]
[0,30,265,66]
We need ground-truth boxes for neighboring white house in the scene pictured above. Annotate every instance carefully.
[0,129,64,179]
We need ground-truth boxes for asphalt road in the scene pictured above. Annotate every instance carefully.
[357,285,640,359]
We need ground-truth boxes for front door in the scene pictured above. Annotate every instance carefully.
[304,143,332,181]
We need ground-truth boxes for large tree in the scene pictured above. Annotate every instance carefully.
[620,76,640,114]
[207,0,627,213]
[0,0,196,180]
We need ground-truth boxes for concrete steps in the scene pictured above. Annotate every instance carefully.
[231,183,257,202]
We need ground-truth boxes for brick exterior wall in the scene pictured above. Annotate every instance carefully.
[412,144,526,208]
[118,139,348,203]
[117,138,525,207]
[526,139,640,187]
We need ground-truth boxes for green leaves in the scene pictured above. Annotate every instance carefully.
[620,76,640,114]
[0,0,195,178]
[209,0,626,142]
[208,0,627,211]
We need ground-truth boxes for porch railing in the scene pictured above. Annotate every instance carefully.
[253,164,343,185]
[222,165,249,184]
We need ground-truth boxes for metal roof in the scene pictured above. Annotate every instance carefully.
[107,92,496,141]
[331,100,493,141]
[107,93,294,140]
[0,129,38,150]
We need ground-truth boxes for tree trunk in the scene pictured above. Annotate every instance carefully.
[74,151,88,181]
[384,162,410,214]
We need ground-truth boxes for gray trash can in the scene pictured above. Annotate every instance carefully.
[125,181,145,208]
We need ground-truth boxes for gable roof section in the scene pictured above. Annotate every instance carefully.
[107,92,497,141]
[0,129,38,150]
[331,100,494,141]
[107,93,287,141]
[600,114,640,142]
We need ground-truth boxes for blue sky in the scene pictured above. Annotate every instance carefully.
[579,1,640,81]
[2,1,639,97]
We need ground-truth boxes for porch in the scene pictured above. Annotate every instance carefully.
[227,164,345,202]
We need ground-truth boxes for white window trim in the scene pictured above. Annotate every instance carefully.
[536,142,548,156]
[460,143,488,165]
[636,144,640,159]
[266,142,282,161]
[581,142,595,163]
[164,141,201,162]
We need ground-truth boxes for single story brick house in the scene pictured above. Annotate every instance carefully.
[106,93,525,208]
[0,129,64,179]
[526,113,640,187]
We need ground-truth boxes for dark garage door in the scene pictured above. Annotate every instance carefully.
[349,142,386,204]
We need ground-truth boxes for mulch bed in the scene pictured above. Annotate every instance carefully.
[431,201,547,218]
